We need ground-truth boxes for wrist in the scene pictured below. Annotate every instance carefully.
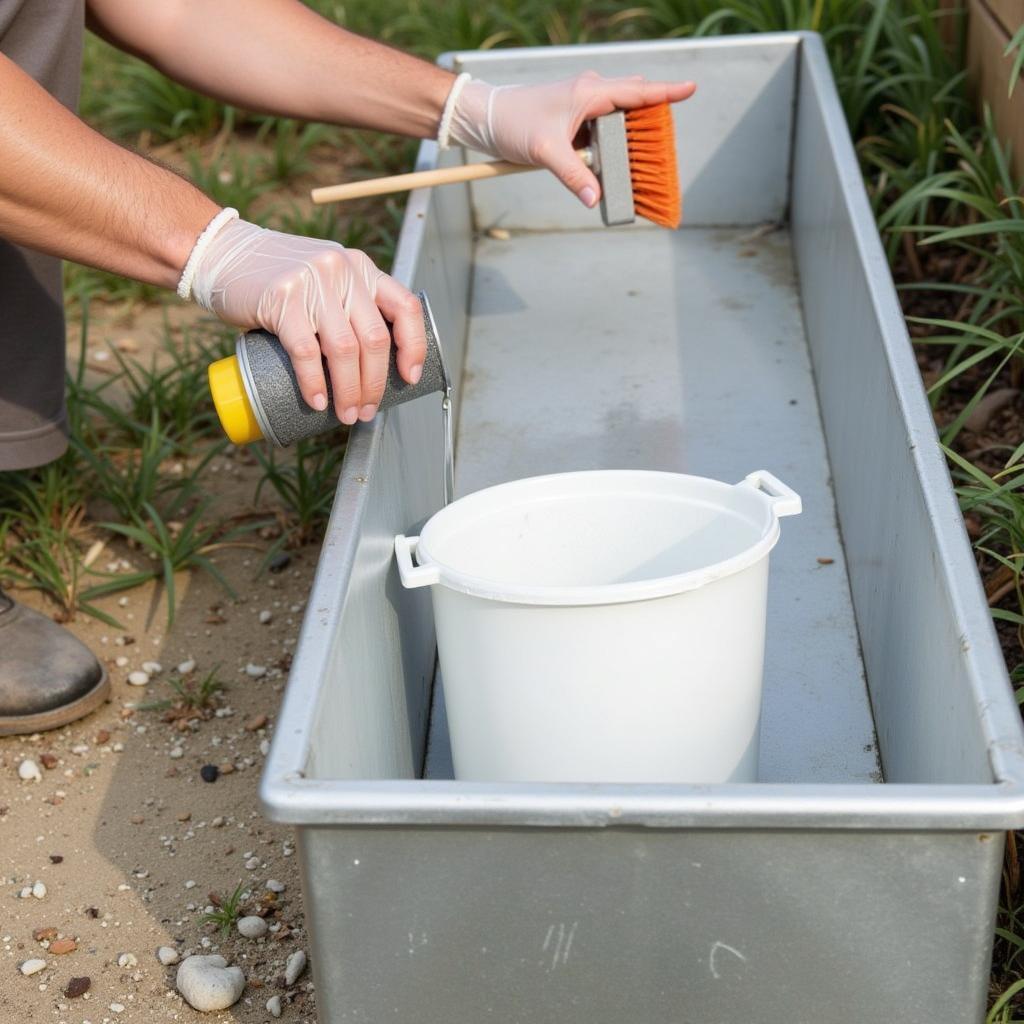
[176,207,240,302]
[445,78,500,157]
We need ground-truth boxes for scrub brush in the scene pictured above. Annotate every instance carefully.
[310,102,682,230]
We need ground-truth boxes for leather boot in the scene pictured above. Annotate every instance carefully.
[0,589,109,735]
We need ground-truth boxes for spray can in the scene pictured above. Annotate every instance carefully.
[207,291,450,447]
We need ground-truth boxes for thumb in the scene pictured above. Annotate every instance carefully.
[542,141,602,209]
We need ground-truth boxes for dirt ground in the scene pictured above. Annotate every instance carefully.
[1,304,322,1023]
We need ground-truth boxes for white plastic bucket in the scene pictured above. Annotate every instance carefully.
[395,470,801,783]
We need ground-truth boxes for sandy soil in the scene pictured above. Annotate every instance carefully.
[1,306,324,1023]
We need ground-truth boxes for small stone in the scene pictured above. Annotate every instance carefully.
[177,811,192,822]
[130,814,145,825]
[49,854,63,864]
[18,759,42,782]
[245,857,260,870]
[39,753,58,770]
[64,976,91,998]
[284,949,307,986]
[176,954,245,1012]
[245,664,266,678]
[141,660,162,675]
[268,552,291,574]
[50,938,76,955]
[31,881,47,899]
[217,763,235,775]
[260,740,271,756]
[244,714,268,732]
[236,916,268,939]
[20,959,46,977]
[95,729,111,745]
[117,952,138,969]
[169,747,184,760]
[259,610,273,624]
[177,659,197,675]
[200,765,219,784]
[185,880,196,889]
[110,1002,126,1013]
[157,945,179,966]
[486,226,512,240]
[118,595,129,607]
[127,671,150,687]
[265,879,285,894]
[115,655,129,668]
[33,928,58,942]
[211,816,225,828]
[267,994,283,1018]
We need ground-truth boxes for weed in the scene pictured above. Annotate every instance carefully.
[253,438,346,549]
[187,148,275,223]
[200,882,247,938]
[254,118,339,185]
[143,667,226,714]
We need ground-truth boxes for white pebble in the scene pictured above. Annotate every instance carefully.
[110,1002,125,1012]
[284,949,307,986]
[71,744,89,756]
[175,955,245,1012]
[18,759,42,782]
[19,958,46,977]
[244,857,260,870]
[127,670,150,687]
[19,887,32,899]
[31,881,46,900]
[265,879,285,893]
[142,660,162,675]
[115,656,129,668]
[267,994,283,1018]
[184,880,196,889]
[259,740,271,756]
[117,952,138,969]
[236,916,268,939]
[177,659,197,675]
[118,596,129,607]
[245,664,266,678]
[258,610,272,624]
[157,946,179,965]
[169,747,184,760]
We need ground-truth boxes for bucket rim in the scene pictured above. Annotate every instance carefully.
[412,469,797,606]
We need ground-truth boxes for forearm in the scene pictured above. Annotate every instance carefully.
[86,0,454,138]
[0,55,218,289]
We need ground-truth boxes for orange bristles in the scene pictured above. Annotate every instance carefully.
[625,102,681,230]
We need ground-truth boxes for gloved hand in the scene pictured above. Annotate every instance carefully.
[447,72,697,209]
[189,218,426,424]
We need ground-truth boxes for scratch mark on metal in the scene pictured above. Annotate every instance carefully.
[562,922,578,964]
[550,923,566,970]
[709,941,746,980]
[542,924,555,953]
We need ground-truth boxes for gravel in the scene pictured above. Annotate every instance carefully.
[17,759,42,782]
[236,916,268,939]
[19,959,46,977]
[127,670,150,687]
[176,954,246,1012]
[284,949,307,986]
[157,946,180,966]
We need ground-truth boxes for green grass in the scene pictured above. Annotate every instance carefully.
[199,881,247,938]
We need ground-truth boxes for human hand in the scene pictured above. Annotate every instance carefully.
[446,72,696,209]
[188,218,426,424]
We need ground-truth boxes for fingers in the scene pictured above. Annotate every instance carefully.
[538,137,603,207]
[315,299,363,425]
[346,286,392,421]
[276,323,331,414]
[375,275,427,386]
[576,73,697,121]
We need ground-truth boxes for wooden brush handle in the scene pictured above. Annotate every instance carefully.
[311,160,536,205]
[311,148,591,205]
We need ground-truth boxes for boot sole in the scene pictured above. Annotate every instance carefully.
[0,668,110,736]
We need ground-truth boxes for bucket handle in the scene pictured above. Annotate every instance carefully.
[394,535,441,589]
[740,470,802,518]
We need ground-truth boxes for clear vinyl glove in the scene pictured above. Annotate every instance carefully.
[446,72,697,208]
[188,217,426,424]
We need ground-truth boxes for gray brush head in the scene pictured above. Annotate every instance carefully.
[237,291,449,447]
[593,111,636,227]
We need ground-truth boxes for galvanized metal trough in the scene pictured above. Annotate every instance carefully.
[262,33,1024,1024]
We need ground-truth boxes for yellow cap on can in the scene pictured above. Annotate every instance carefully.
[208,355,264,445]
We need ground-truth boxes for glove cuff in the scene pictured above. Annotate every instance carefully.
[437,72,472,150]
[176,207,239,301]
